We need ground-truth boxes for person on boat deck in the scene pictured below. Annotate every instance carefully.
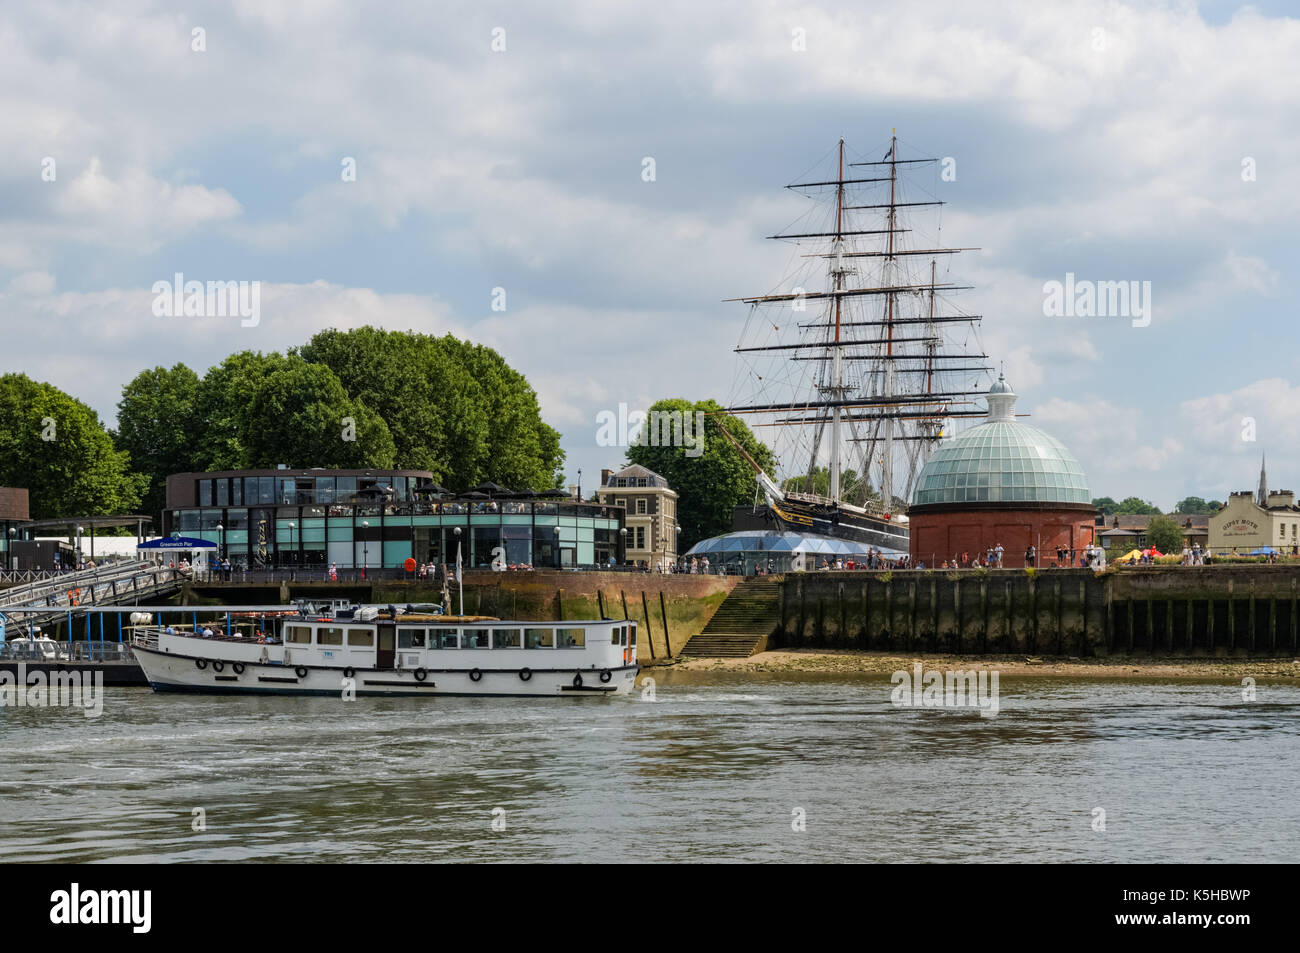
[165,625,176,635]
[201,626,214,637]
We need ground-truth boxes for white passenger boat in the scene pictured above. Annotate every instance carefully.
[129,602,639,697]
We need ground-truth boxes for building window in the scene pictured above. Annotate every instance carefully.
[635,499,647,515]
[635,526,646,549]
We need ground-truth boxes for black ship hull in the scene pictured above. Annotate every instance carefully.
[732,501,910,553]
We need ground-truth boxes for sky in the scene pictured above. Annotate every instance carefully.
[2,0,1298,510]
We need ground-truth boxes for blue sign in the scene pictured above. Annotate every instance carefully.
[137,536,217,550]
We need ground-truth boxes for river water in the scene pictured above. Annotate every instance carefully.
[1,671,1297,863]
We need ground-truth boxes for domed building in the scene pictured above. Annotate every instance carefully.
[908,375,1095,568]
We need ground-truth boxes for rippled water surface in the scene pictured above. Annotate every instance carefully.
[1,671,1297,862]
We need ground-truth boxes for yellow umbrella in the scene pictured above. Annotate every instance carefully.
[1115,548,1143,564]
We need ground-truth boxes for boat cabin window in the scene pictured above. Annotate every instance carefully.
[492,628,521,649]
[285,625,312,644]
[610,626,621,645]
[463,629,489,649]
[398,627,426,648]
[557,627,586,649]
[347,628,375,647]
[430,628,459,649]
[524,628,553,649]
[629,624,636,646]
[318,627,344,646]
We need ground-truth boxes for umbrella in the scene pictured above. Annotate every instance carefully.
[470,482,512,497]
[1114,548,1143,564]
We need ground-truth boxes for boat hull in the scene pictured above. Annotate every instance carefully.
[733,503,910,552]
[133,644,639,698]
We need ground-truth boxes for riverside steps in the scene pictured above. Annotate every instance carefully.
[774,565,1300,657]
[680,576,783,657]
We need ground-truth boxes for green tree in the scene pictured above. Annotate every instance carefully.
[1115,496,1161,515]
[1092,496,1118,515]
[242,359,396,468]
[115,364,202,525]
[296,328,563,490]
[1145,515,1185,554]
[1174,496,1224,515]
[0,374,146,519]
[626,398,776,551]
[190,351,291,470]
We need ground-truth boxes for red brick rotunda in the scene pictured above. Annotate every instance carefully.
[907,375,1095,569]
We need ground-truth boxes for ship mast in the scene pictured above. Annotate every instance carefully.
[726,132,989,520]
[828,139,847,502]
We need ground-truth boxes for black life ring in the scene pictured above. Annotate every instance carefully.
[294,666,308,679]
[599,669,612,683]
[414,668,427,681]
[469,668,482,682]
[232,662,245,675]
[342,667,355,679]
[519,668,532,681]
[195,658,208,670]
[212,659,225,673]
[572,672,584,689]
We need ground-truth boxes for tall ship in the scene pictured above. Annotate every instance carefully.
[723,132,991,552]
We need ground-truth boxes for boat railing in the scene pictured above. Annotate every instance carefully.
[0,640,134,662]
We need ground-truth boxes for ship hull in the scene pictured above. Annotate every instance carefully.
[133,643,638,697]
[733,503,910,552]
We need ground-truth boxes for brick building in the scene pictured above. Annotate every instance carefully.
[907,376,1095,568]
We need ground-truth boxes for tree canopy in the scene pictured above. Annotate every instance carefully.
[1174,496,1223,515]
[626,398,775,551]
[295,328,563,490]
[0,374,146,520]
[1145,515,1186,554]
[114,329,565,521]
[1114,496,1161,515]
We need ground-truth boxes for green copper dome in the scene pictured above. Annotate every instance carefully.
[911,376,1090,506]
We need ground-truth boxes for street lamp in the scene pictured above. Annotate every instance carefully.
[577,468,582,501]
[216,523,224,558]
[287,521,296,567]
[619,526,628,567]
[361,520,369,575]
[75,525,83,567]
[453,526,463,614]
[553,525,562,569]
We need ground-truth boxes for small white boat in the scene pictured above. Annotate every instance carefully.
[129,601,639,697]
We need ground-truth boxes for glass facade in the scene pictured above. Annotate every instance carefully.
[166,471,625,570]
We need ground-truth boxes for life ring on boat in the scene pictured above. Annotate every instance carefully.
[212,659,225,673]
[572,672,584,689]
[599,669,612,683]
[518,667,532,681]
[469,668,482,682]
[342,667,355,679]
[195,658,208,670]
[232,662,245,675]
[414,668,428,681]
[294,666,308,679]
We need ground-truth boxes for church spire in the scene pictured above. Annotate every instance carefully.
[1258,452,1268,506]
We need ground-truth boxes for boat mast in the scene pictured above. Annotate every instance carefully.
[829,138,846,502]
[881,130,898,512]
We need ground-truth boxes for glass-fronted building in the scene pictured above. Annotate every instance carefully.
[163,469,626,570]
